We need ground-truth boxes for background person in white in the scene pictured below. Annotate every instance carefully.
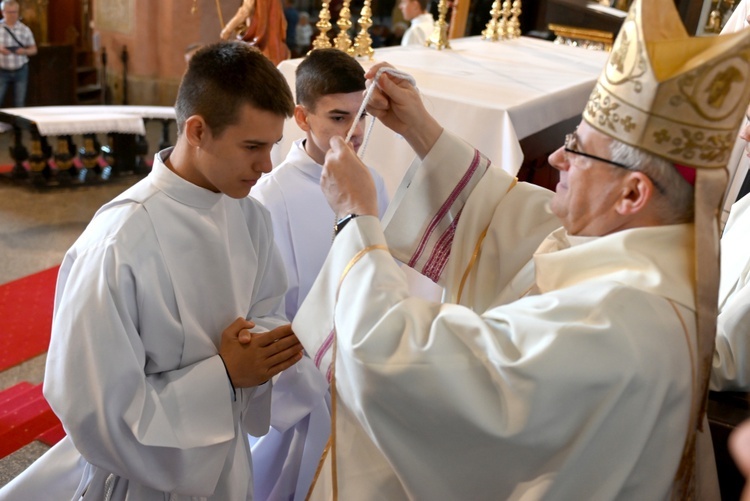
[0,43,304,500]
[720,0,750,226]
[399,0,433,46]
[713,189,750,390]
[251,48,389,501]
[291,0,750,497]
[0,0,35,107]
[722,0,749,33]
[711,95,750,392]
[706,0,750,392]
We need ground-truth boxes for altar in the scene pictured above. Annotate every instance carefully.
[0,105,176,186]
[275,36,609,196]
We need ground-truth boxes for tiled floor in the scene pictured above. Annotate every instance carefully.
[0,120,171,487]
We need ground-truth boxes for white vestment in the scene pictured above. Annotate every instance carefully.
[401,13,434,46]
[721,0,749,34]
[712,194,750,390]
[720,0,750,229]
[293,131,708,500]
[254,139,390,321]
[248,138,389,501]
[0,149,288,501]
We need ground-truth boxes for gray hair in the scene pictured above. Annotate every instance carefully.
[0,0,18,10]
[609,139,694,224]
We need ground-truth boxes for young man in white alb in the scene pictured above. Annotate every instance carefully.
[251,48,389,501]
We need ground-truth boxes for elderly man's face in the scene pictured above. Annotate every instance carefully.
[1,3,19,25]
[548,121,630,236]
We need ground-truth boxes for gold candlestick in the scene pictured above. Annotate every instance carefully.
[481,0,503,41]
[352,0,374,59]
[335,0,353,53]
[508,0,522,39]
[498,0,511,38]
[426,0,451,50]
[311,1,333,52]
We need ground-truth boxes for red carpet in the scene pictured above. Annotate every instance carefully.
[0,267,65,458]
[0,382,64,458]
[0,266,59,372]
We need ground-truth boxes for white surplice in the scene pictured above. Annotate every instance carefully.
[720,0,750,228]
[401,13,434,47]
[293,131,704,500]
[721,0,749,34]
[712,194,750,390]
[254,139,390,322]
[248,138,389,501]
[0,149,288,501]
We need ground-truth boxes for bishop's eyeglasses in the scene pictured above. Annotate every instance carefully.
[563,132,632,170]
[563,131,665,194]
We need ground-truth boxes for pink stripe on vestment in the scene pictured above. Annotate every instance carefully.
[421,208,461,281]
[314,329,335,369]
[408,150,482,268]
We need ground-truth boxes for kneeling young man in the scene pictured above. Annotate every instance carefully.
[0,42,303,500]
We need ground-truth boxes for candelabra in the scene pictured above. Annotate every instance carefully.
[311,1,333,51]
[507,0,522,39]
[426,0,451,50]
[481,0,503,41]
[335,0,353,53]
[351,0,374,59]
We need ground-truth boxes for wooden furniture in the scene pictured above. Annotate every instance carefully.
[0,106,175,186]
[548,22,614,50]
[75,48,102,105]
[542,0,716,37]
[545,0,625,39]
[0,44,76,108]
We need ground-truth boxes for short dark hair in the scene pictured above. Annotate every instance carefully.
[295,49,366,110]
[175,42,294,137]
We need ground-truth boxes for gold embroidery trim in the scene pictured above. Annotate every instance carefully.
[456,228,488,305]
[456,178,517,305]
[306,243,389,500]
[667,298,698,499]
[668,299,696,422]
[337,245,389,295]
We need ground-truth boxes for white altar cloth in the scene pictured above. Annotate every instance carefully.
[0,105,176,136]
[275,36,608,196]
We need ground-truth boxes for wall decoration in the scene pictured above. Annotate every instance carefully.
[95,0,134,34]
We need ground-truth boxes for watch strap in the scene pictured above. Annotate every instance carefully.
[334,213,359,236]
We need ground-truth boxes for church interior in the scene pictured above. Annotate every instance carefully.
[1,0,750,498]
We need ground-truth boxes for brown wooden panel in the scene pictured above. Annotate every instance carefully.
[47,0,80,46]
[28,45,76,106]
[1,45,76,108]
[545,0,624,36]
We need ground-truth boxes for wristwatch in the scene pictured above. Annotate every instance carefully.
[334,214,359,236]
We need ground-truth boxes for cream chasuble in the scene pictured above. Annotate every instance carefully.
[294,131,703,500]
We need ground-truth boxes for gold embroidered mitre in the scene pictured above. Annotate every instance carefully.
[583,0,750,169]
